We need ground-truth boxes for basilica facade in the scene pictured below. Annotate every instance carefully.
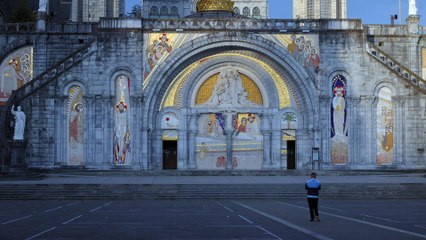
[0,0,425,171]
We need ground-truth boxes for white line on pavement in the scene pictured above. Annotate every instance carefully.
[216,201,224,207]
[62,215,82,225]
[239,215,254,224]
[65,202,80,207]
[257,225,283,240]
[90,202,113,213]
[224,206,234,213]
[25,227,56,240]
[278,201,426,239]
[1,215,32,225]
[89,205,103,213]
[321,206,344,212]
[361,214,400,223]
[45,206,63,213]
[233,201,334,240]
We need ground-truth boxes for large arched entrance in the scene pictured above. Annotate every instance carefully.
[143,33,319,170]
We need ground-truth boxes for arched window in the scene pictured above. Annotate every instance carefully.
[243,7,250,17]
[150,6,158,16]
[253,7,260,18]
[171,6,179,16]
[233,7,240,15]
[160,6,169,16]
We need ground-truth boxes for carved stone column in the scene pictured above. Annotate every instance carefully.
[319,95,331,165]
[187,114,198,169]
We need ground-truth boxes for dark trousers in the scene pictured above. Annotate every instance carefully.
[307,198,319,220]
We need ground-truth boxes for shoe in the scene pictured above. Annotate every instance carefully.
[310,219,314,222]
[316,216,320,222]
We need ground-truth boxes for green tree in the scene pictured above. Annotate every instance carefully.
[128,4,142,18]
[10,0,36,23]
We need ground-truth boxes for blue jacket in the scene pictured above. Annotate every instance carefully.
[305,178,321,198]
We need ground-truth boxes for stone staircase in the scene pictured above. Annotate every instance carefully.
[0,40,96,150]
[366,42,426,94]
[0,183,424,200]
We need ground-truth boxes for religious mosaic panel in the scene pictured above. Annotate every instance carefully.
[67,85,84,166]
[195,113,227,170]
[232,113,263,170]
[376,87,394,165]
[113,75,131,165]
[161,112,179,141]
[0,46,33,105]
[331,75,348,165]
[422,48,426,80]
[266,34,320,72]
[143,33,207,81]
[196,66,263,107]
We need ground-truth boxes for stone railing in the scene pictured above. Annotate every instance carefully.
[98,18,363,32]
[366,42,426,94]
[45,22,97,33]
[366,24,426,35]
[0,40,97,149]
[365,24,408,36]
[0,22,36,33]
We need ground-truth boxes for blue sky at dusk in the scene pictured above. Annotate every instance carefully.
[126,0,425,26]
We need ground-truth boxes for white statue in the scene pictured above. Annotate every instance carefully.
[205,67,257,107]
[409,0,417,15]
[11,105,26,141]
[38,0,47,12]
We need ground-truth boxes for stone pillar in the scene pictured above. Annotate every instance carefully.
[224,112,234,170]
[188,130,197,169]
[178,111,189,170]
[394,97,406,165]
[406,15,420,35]
[349,97,361,166]
[261,113,272,169]
[319,96,331,165]
[271,130,282,169]
[36,0,48,31]
[296,129,313,169]
[187,114,198,169]
[141,128,149,170]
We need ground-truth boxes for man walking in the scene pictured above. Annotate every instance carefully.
[305,172,321,222]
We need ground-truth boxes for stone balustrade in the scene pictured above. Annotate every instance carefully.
[0,22,36,33]
[98,18,363,32]
[366,42,426,94]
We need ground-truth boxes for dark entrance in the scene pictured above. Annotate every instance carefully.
[163,141,177,170]
[287,141,296,169]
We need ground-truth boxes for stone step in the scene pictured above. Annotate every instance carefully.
[0,183,424,200]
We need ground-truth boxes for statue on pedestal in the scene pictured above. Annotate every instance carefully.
[11,105,26,141]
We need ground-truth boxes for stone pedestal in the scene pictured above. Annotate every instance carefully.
[10,141,27,171]
[36,11,47,32]
[406,15,420,34]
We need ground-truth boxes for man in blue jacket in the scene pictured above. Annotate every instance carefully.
[305,172,321,222]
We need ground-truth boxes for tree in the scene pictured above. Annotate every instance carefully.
[128,4,142,18]
[10,0,36,23]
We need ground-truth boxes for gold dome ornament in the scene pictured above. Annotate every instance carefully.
[196,0,235,12]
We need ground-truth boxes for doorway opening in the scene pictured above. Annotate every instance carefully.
[287,140,296,170]
[163,140,177,170]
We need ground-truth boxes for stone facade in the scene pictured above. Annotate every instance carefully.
[0,12,425,171]
[143,0,268,19]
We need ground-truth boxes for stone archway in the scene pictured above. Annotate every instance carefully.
[143,32,319,170]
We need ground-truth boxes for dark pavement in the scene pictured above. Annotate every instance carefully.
[0,199,425,240]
